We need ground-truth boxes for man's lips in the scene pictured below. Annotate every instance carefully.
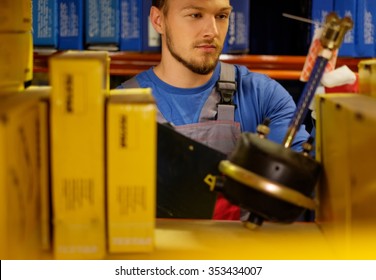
[196,44,216,49]
[195,44,217,52]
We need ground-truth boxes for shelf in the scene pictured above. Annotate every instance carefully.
[36,219,337,260]
[31,219,376,260]
[33,51,362,80]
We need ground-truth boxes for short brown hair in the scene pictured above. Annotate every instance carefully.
[152,0,169,15]
[152,0,165,9]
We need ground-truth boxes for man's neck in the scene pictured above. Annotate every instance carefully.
[153,57,215,88]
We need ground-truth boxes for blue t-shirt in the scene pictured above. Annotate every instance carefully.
[119,63,310,151]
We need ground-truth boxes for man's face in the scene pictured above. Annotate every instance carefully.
[162,0,232,75]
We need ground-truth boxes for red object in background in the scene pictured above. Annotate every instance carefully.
[324,73,359,94]
[212,194,240,220]
[300,27,338,82]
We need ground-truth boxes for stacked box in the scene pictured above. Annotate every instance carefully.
[0,0,32,32]
[119,0,160,52]
[141,0,160,52]
[25,31,34,87]
[119,0,142,52]
[85,0,120,51]
[358,59,376,97]
[312,0,376,58]
[0,32,33,92]
[58,0,85,50]
[356,0,376,57]
[49,51,109,259]
[107,88,156,253]
[334,0,357,57]
[0,92,48,259]
[311,0,334,36]
[0,0,33,92]
[25,86,52,252]
[32,0,59,49]
[223,0,250,54]
[316,94,376,258]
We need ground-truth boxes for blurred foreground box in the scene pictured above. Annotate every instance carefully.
[315,93,376,258]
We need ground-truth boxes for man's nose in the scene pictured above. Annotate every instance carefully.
[202,17,219,38]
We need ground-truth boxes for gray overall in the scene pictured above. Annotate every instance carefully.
[122,62,243,219]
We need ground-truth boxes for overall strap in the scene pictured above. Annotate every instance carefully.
[121,76,167,122]
[121,76,140,88]
[216,62,237,121]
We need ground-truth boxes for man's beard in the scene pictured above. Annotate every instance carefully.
[165,30,221,75]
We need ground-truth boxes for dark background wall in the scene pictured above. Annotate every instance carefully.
[249,0,312,55]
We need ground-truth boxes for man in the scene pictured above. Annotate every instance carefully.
[119,0,310,220]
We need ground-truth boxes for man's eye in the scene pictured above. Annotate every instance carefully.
[190,13,202,18]
[217,14,229,20]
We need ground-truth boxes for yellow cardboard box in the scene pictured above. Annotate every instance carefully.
[0,92,46,259]
[0,32,33,92]
[49,51,109,259]
[107,88,156,253]
[316,93,376,258]
[358,59,376,97]
[0,0,31,32]
[25,86,52,251]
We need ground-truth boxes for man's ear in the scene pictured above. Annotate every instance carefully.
[150,6,164,34]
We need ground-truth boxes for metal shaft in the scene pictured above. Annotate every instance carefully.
[282,12,353,148]
[283,55,329,148]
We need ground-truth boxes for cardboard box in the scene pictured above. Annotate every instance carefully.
[32,0,58,49]
[58,0,85,50]
[223,0,250,54]
[49,51,109,259]
[0,32,33,92]
[358,59,376,97]
[316,93,376,258]
[85,0,120,50]
[334,0,357,57]
[25,86,52,251]
[141,0,160,52]
[119,0,142,52]
[106,88,156,253]
[356,0,376,57]
[0,93,47,259]
[311,0,334,36]
[25,31,34,86]
[0,0,32,32]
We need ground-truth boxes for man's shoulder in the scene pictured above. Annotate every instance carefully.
[119,76,140,89]
[230,64,289,100]
[231,64,273,83]
[118,68,154,89]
